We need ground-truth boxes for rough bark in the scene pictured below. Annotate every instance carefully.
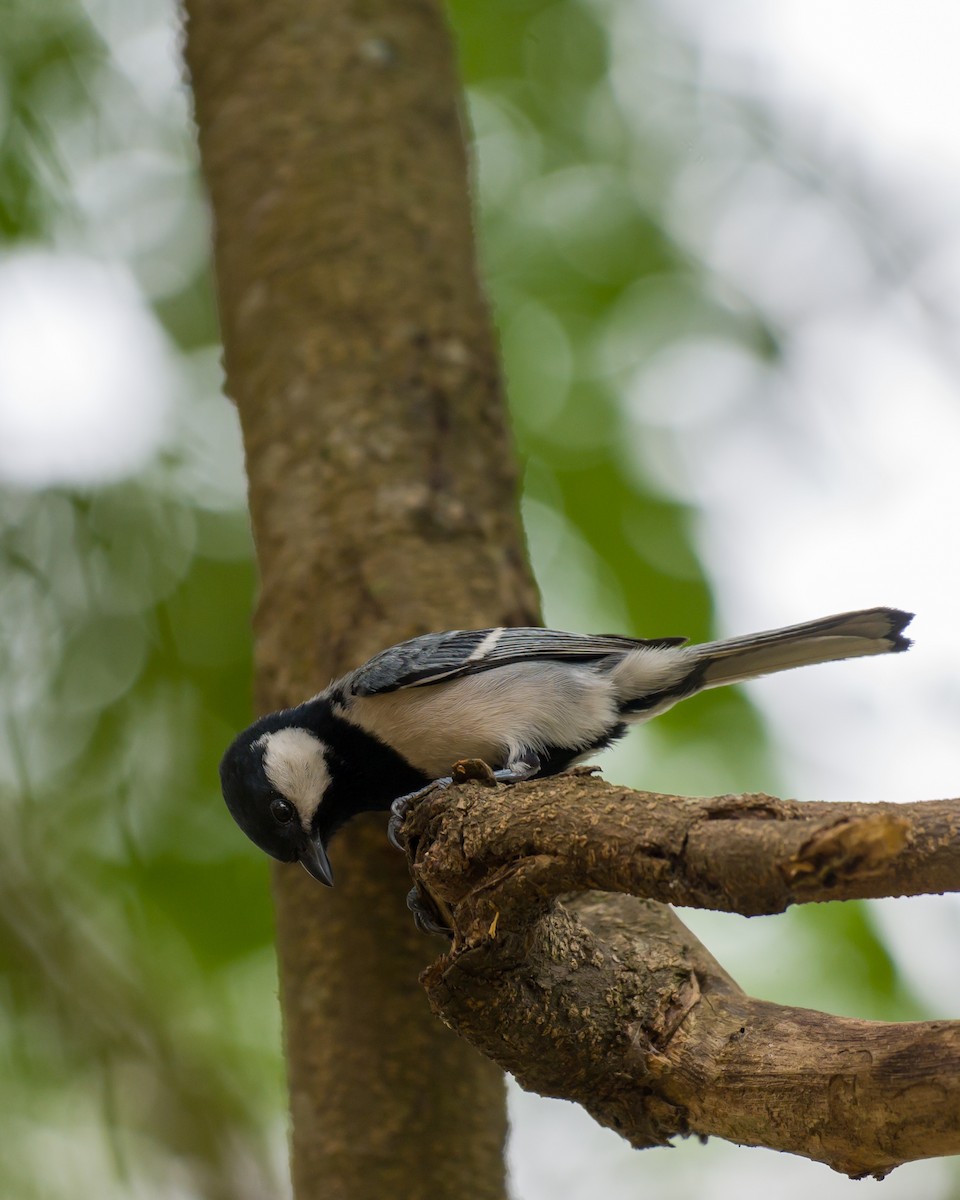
[181,1,539,1197]
[394,775,960,1178]
[423,892,960,1179]
[403,771,960,918]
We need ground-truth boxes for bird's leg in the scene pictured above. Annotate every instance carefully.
[406,886,450,937]
[386,751,542,850]
[387,776,453,850]
[390,750,543,936]
[490,751,541,784]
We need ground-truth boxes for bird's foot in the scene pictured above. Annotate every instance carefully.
[491,751,541,784]
[406,886,450,937]
[387,753,542,849]
[391,752,542,935]
[387,776,454,850]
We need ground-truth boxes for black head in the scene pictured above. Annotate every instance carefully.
[219,710,335,885]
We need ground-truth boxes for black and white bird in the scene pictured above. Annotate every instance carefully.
[219,606,913,886]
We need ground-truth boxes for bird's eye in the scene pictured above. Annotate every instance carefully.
[270,797,296,825]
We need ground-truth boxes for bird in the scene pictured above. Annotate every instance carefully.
[219,606,913,887]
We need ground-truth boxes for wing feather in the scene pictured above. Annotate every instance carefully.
[345,627,687,696]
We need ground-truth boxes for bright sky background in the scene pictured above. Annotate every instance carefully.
[648,0,960,984]
[0,252,174,486]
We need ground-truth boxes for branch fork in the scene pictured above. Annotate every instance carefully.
[394,772,960,1178]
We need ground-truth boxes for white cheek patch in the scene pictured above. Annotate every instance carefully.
[258,727,331,830]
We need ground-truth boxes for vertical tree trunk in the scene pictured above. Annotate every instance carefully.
[181,1,540,1197]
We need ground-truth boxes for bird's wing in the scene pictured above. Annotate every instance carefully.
[345,627,687,695]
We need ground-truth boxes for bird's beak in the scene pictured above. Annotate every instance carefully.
[299,835,334,886]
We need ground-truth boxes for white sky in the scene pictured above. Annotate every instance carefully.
[638,2,960,817]
[0,251,174,487]
[666,0,960,182]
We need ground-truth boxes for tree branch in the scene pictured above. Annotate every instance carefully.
[404,771,960,919]
[396,774,960,1178]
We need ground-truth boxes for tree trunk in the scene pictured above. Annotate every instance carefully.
[181,1,539,1196]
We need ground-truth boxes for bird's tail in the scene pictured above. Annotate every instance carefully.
[692,606,913,689]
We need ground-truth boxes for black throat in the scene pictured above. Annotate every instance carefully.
[299,698,432,843]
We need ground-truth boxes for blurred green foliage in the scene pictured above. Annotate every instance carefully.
[0,0,932,1196]
[450,0,784,784]
[0,3,281,1195]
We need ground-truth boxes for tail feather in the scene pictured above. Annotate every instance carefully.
[695,606,913,689]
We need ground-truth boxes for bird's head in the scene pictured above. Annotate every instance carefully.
[219,717,335,886]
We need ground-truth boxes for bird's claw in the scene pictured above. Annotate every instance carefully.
[387,752,542,850]
[406,886,450,936]
[390,754,542,934]
[492,752,541,784]
[387,776,453,850]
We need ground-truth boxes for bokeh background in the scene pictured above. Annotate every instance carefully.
[2,1,958,1197]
